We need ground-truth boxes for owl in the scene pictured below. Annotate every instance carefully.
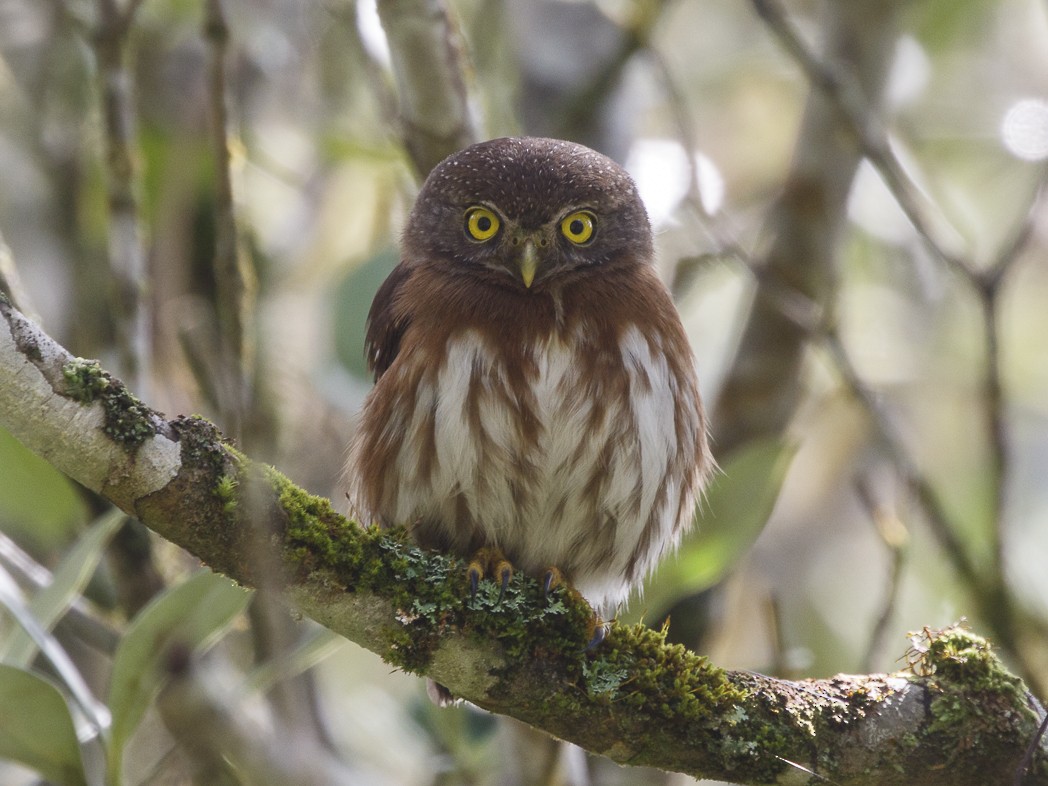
[347,136,711,618]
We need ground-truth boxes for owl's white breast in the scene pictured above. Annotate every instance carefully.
[375,324,699,613]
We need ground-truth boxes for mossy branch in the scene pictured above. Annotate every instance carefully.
[1,295,1046,786]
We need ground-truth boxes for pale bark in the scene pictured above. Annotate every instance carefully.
[376,0,478,176]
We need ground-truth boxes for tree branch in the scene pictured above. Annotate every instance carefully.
[751,0,975,280]
[375,0,478,177]
[713,0,903,455]
[1,295,1045,785]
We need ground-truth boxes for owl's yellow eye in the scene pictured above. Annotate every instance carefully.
[465,206,500,241]
[560,211,596,245]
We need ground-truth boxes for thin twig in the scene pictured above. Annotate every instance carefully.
[646,46,760,288]
[645,49,703,216]
[979,291,1008,578]
[855,475,908,673]
[967,220,1034,688]
[975,170,1048,591]
[751,0,976,282]
[983,169,1048,290]
[820,326,981,591]
[649,46,759,303]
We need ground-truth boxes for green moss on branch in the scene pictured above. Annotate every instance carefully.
[62,357,156,447]
[191,454,1043,784]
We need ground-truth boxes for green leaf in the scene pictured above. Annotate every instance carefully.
[624,436,797,622]
[0,664,88,786]
[333,247,399,380]
[1,509,125,668]
[0,426,86,550]
[0,566,110,736]
[106,570,251,785]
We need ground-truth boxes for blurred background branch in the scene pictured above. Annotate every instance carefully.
[202,0,258,438]
[81,0,173,660]
[713,0,903,455]
[744,0,1048,697]
[157,647,357,786]
[376,0,479,176]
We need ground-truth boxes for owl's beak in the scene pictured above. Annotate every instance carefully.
[519,240,539,288]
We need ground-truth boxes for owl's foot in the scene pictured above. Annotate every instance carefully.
[586,621,608,651]
[467,546,513,602]
[542,566,564,597]
[426,678,458,707]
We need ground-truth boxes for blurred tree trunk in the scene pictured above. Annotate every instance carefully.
[713,1,902,455]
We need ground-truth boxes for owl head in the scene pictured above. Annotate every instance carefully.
[402,137,653,291]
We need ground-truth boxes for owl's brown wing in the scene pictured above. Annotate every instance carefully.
[364,262,413,381]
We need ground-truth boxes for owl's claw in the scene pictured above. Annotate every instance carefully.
[585,623,608,651]
[542,567,564,597]
[467,546,514,603]
[497,563,512,602]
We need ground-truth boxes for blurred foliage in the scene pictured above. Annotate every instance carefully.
[0,664,87,786]
[0,510,123,669]
[333,246,399,381]
[1,0,1047,784]
[0,428,86,551]
[622,436,796,628]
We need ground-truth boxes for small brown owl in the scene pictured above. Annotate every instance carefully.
[347,136,711,616]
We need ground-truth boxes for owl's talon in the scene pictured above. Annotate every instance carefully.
[496,561,512,602]
[466,547,514,601]
[585,623,608,651]
[542,567,563,597]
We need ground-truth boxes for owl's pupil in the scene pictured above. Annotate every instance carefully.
[569,219,584,236]
[477,216,492,232]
